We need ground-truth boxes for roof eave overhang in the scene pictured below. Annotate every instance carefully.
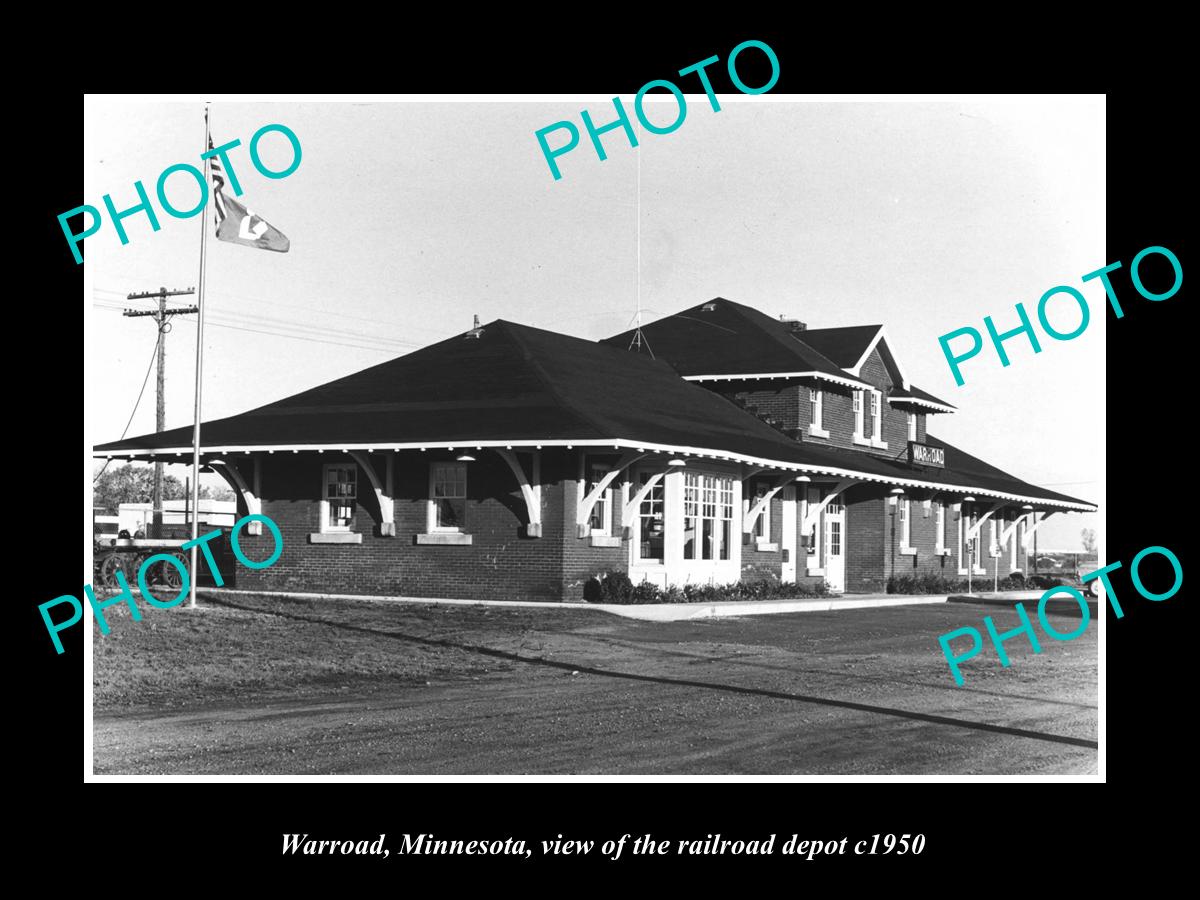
[887,396,957,414]
[683,371,871,390]
[94,437,1096,513]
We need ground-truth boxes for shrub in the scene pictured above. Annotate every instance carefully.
[630,581,660,604]
[582,576,604,603]
[887,573,969,594]
[583,573,831,604]
[1028,574,1069,589]
[600,571,634,603]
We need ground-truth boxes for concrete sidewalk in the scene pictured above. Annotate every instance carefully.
[203,588,948,622]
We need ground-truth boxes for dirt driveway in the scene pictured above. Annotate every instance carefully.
[93,593,1097,775]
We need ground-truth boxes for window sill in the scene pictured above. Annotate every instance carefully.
[590,535,622,548]
[416,532,473,545]
[807,426,830,439]
[309,532,362,544]
[957,569,968,576]
[755,542,780,553]
[973,567,987,575]
[935,548,951,557]
[852,436,871,447]
[899,546,917,556]
[806,568,826,577]
[871,439,889,450]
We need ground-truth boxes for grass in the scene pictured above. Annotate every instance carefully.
[92,593,597,712]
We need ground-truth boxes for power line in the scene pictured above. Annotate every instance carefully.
[94,327,163,484]
[96,284,456,338]
[94,302,420,354]
[168,315,412,354]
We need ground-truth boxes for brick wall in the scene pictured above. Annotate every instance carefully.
[741,492,784,583]
[560,452,626,600]
[234,450,580,601]
[845,487,887,593]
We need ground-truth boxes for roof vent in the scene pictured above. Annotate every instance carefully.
[778,316,807,333]
[701,302,718,311]
[465,314,484,340]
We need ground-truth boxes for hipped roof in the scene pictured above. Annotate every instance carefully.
[95,318,1092,511]
[603,297,954,408]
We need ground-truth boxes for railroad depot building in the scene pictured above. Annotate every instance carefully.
[95,298,1095,600]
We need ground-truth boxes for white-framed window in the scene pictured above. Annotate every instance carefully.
[428,462,468,532]
[990,519,1001,558]
[870,389,886,447]
[805,486,824,574]
[959,507,975,575]
[935,502,948,554]
[852,390,865,442]
[808,388,829,438]
[899,497,914,553]
[1010,514,1020,570]
[751,480,772,542]
[320,464,357,532]
[586,463,612,536]
[634,471,665,563]
[683,472,734,561]
[907,411,917,442]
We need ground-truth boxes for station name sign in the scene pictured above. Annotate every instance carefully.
[908,441,945,469]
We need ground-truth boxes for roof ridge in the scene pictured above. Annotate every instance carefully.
[721,301,852,375]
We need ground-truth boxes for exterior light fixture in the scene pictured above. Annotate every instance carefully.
[456,453,476,462]
[667,459,687,467]
[962,495,976,502]
[795,475,811,482]
[890,488,905,494]
[1022,504,1034,510]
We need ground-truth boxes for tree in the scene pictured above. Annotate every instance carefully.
[199,483,236,501]
[93,464,154,511]
[94,464,238,511]
[1080,528,1097,554]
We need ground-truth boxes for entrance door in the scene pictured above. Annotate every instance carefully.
[781,486,797,583]
[824,495,845,592]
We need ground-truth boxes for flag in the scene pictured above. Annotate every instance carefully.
[208,138,290,252]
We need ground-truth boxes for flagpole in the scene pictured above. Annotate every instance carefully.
[189,103,211,609]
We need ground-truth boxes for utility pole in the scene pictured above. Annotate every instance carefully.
[124,287,198,537]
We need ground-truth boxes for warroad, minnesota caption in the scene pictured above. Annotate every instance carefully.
[282,834,532,858]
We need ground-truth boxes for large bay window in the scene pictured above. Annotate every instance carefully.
[683,472,734,561]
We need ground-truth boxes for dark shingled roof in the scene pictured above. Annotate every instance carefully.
[792,324,883,369]
[600,297,858,382]
[95,318,1092,510]
[96,319,837,464]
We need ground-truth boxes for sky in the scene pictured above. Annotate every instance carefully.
[84,96,1104,551]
